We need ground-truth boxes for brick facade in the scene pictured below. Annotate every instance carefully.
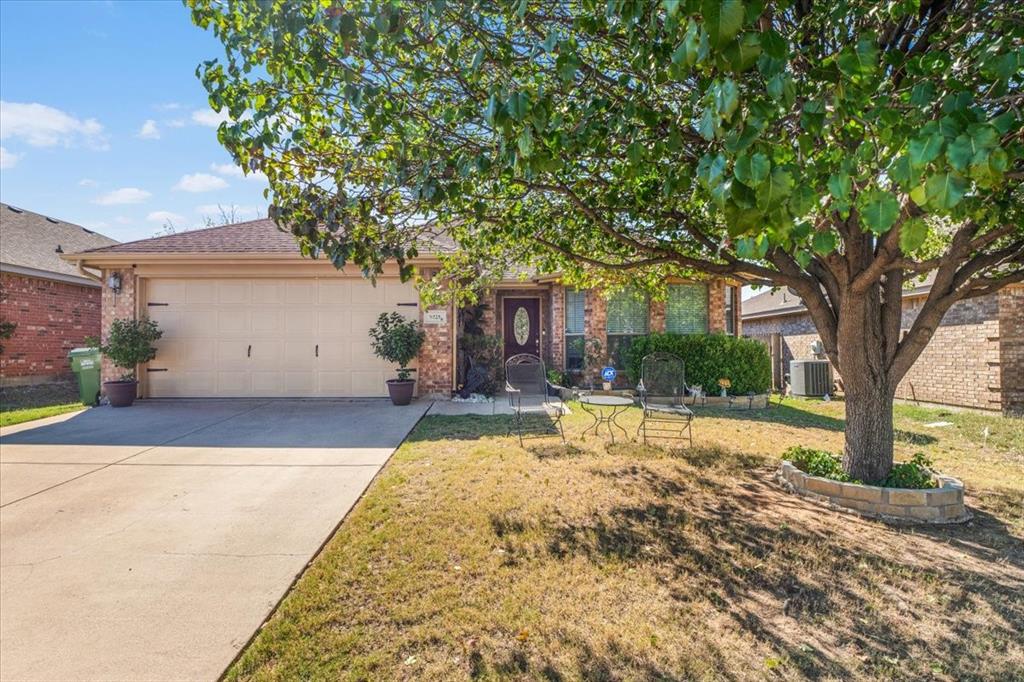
[98,268,139,384]
[0,272,102,385]
[743,285,1024,415]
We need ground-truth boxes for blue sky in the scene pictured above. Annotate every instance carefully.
[0,0,267,242]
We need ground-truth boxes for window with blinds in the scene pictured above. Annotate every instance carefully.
[665,283,709,334]
[606,287,649,367]
[565,288,585,370]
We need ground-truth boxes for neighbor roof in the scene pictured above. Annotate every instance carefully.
[742,273,938,321]
[0,203,117,285]
[72,217,457,257]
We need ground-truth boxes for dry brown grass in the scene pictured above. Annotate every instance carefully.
[227,399,1023,681]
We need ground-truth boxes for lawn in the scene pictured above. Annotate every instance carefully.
[228,398,1023,681]
[0,380,85,428]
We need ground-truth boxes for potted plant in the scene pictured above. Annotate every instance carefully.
[88,317,162,408]
[369,312,425,406]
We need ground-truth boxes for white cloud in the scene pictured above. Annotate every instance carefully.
[0,146,20,169]
[165,119,186,128]
[146,210,185,224]
[173,172,228,192]
[154,102,182,111]
[92,187,151,205]
[0,101,108,149]
[191,108,231,127]
[209,162,267,182]
[137,119,160,140]
[78,178,97,187]
[114,215,133,225]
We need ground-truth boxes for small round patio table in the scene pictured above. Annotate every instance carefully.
[577,394,634,443]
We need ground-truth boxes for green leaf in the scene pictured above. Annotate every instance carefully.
[909,184,928,207]
[761,30,786,59]
[698,107,718,140]
[899,217,928,253]
[946,126,999,171]
[702,0,744,47]
[517,126,533,158]
[756,167,793,210]
[859,190,900,234]
[723,33,761,72]
[909,82,935,106]
[827,172,851,200]
[715,79,739,119]
[888,155,922,189]
[788,184,818,216]
[697,152,727,189]
[837,39,878,79]
[733,151,770,187]
[908,134,944,168]
[812,230,837,255]
[924,172,967,210]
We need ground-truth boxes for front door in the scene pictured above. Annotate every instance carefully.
[503,298,541,361]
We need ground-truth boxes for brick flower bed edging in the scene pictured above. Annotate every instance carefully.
[777,461,972,524]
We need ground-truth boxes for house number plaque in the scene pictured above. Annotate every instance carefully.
[423,309,448,325]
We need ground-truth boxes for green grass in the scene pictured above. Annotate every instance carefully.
[226,398,1024,681]
[0,402,85,428]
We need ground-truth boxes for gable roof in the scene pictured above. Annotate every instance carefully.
[71,216,457,258]
[0,203,117,285]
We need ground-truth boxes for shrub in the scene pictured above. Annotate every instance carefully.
[785,446,856,482]
[369,312,425,381]
[89,317,162,381]
[882,453,937,489]
[624,333,771,395]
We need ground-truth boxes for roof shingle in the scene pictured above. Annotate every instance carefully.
[0,203,117,281]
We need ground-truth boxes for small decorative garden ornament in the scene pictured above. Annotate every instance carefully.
[718,378,731,398]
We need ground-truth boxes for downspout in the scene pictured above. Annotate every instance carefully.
[75,259,103,284]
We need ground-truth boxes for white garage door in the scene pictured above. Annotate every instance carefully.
[144,278,420,398]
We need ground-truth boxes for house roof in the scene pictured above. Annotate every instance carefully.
[742,273,938,321]
[0,203,117,285]
[71,216,457,258]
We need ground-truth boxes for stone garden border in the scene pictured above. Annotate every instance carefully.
[777,461,972,524]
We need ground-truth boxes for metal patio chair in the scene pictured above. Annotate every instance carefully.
[636,352,694,446]
[505,353,565,446]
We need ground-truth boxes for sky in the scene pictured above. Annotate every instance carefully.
[0,0,268,243]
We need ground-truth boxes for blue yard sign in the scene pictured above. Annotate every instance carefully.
[601,366,617,382]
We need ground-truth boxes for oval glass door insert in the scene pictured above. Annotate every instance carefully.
[513,306,530,345]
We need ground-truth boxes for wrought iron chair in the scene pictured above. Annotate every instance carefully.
[636,352,695,446]
[505,353,565,446]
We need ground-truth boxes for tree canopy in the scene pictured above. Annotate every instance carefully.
[189,0,1023,479]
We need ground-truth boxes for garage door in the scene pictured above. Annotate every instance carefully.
[144,278,420,397]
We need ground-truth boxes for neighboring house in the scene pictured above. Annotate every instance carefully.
[0,203,118,386]
[742,280,1024,415]
[63,218,742,399]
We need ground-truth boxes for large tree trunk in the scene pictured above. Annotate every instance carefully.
[841,373,896,482]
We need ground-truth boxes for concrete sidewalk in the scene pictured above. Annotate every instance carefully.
[0,399,428,682]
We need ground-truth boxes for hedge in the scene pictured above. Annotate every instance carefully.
[624,333,771,395]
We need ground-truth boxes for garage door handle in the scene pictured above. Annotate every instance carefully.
[247,344,251,358]
[315,344,319,358]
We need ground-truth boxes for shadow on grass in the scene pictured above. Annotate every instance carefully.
[481,449,1024,680]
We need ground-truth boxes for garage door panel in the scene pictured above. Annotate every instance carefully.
[216,371,251,396]
[218,310,249,336]
[146,277,422,398]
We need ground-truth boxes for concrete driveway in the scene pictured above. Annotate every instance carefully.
[0,399,429,681]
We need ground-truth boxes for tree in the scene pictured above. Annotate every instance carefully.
[189,0,1023,481]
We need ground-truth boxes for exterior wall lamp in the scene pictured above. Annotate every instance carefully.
[107,273,122,294]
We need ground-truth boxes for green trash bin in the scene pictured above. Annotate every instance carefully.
[69,347,102,406]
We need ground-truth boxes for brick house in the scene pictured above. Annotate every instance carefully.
[742,280,1024,415]
[63,218,741,399]
[0,204,117,386]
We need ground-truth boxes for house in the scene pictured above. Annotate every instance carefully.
[742,280,1024,415]
[0,203,118,386]
[62,218,742,399]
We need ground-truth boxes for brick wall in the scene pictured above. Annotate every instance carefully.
[708,279,726,334]
[417,302,453,397]
[550,285,565,370]
[743,290,1019,413]
[99,268,138,383]
[997,285,1024,415]
[0,272,102,384]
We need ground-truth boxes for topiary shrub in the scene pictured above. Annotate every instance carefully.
[624,333,771,395]
[369,312,425,381]
[89,317,162,381]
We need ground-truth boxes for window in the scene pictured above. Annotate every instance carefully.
[665,283,709,335]
[724,286,737,335]
[564,288,585,370]
[606,286,649,367]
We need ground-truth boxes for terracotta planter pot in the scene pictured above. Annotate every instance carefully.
[386,379,416,406]
[104,380,138,408]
